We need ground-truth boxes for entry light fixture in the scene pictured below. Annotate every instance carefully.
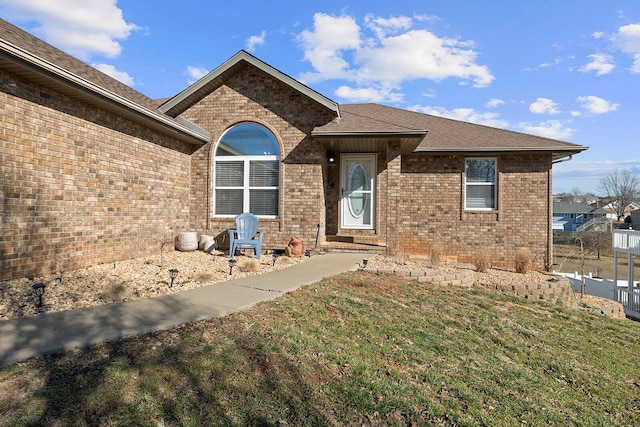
[327,152,335,163]
[169,268,179,288]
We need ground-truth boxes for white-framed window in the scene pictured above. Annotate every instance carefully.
[465,158,496,210]
[213,122,280,217]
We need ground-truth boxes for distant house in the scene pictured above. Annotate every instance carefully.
[0,18,588,280]
[601,201,640,221]
[553,202,608,232]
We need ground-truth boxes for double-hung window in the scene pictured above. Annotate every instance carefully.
[465,158,496,210]
[214,122,280,217]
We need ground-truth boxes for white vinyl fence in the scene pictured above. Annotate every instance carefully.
[612,229,640,319]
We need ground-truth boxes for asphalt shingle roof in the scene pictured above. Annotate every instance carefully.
[316,103,587,156]
[0,19,159,111]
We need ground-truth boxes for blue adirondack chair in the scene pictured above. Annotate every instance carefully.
[228,213,264,259]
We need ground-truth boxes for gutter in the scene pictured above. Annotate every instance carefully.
[552,155,573,164]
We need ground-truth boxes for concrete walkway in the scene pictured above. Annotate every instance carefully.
[0,252,364,366]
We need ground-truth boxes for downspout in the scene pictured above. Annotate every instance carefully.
[547,166,552,271]
[548,154,573,270]
[207,140,214,231]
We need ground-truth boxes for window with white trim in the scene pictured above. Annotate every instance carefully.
[213,122,280,217]
[465,158,496,210]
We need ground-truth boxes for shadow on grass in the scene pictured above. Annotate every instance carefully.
[1,306,335,426]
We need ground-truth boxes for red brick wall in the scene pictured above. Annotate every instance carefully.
[0,71,194,280]
[182,64,336,251]
[399,154,552,270]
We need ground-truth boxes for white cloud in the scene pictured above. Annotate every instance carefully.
[553,158,640,194]
[529,98,560,114]
[364,14,412,39]
[92,63,134,86]
[577,95,619,114]
[0,0,139,60]
[296,12,494,102]
[486,98,504,108]
[246,31,266,52]
[612,23,640,73]
[186,66,209,84]
[517,120,574,140]
[410,105,508,128]
[296,13,362,82]
[335,85,403,103]
[538,57,562,69]
[579,53,615,75]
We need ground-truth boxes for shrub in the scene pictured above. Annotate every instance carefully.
[429,245,443,266]
[100,282,127,303]
[515,251,532,274]
[239,259,261,273]
[196,273,214,282]
[474,252,490,273]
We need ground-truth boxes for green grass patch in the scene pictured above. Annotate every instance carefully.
[1,271,639,426]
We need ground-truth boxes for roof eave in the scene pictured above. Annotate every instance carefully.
[0,39,210,145]
[311,130,428,138]
[415,145,588,160]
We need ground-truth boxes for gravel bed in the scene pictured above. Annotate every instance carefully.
[0,249,307,321]
[0,253,620,321]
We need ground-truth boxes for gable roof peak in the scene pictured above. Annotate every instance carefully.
[159,50,340,118]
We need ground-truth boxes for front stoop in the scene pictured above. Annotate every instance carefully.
[320,241,387,254]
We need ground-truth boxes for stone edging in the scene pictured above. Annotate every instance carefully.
[360,266,475,287]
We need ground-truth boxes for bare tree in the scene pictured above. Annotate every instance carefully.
[599,169,640,221]
[580,229,611,260]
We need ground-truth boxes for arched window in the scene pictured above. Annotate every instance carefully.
[213,122,280,217]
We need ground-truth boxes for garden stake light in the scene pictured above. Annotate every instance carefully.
[32,282,46,308]
[228,259,236,275]
[169,268,179,288]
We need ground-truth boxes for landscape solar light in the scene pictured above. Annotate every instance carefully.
[272,253,279,266]
[362,258,368,267]
[169,268,179,288]
[32,282,46,308]
[228,258,236,275]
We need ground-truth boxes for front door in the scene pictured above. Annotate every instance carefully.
[340,154,375,229]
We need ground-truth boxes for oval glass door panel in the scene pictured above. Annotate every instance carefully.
[348,164,368,217]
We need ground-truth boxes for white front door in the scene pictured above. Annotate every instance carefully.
[340,154,375,229]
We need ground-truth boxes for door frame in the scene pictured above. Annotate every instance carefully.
[340,153,376,230]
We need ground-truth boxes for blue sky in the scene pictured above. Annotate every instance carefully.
[2,0,640,195]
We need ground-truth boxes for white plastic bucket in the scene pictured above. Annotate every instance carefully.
[176,232,198,251]
[199,234,214,250]
[203,239,216,252]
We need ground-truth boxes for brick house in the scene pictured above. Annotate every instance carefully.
[0,19,587,281]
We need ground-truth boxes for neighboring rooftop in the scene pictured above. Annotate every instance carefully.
[553,202,608,215]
